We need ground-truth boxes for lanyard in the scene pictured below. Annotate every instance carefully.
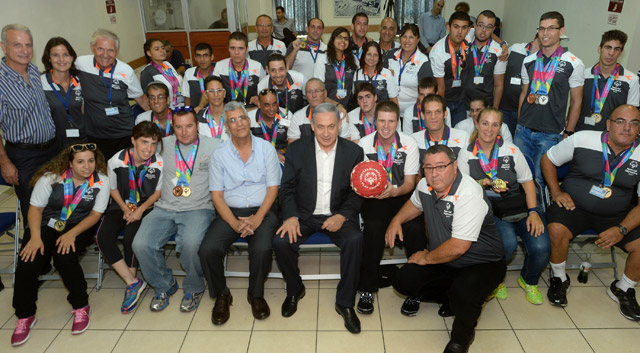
[591,64,620,115]
[228,59,249,102]
[258,110,281,147]
[364,68,378,86]
[448,38,466,81]
[152,62,181,106]
[395,48,417,85]
[47,72,75,122]
[361,110,376,136]
[152,111,172,137]
[525,42,533,56]
[472,39,491,77]
[59,169,93,223]
[333,57,346,90]
[96,61,115,106]
[375,133,397,183]
[475,138,500,180]
[272,77,291,116]
[307,40,320,63]
[307,106,313,121]
[196,66,214,94]
[206,106,224,138]
[601,132,637,188]
[417,106,426,131]
[175,138,199,186]
[124,149,151,205]
[530,46,563,95]
[352,37,367,60]
[425,126,450,148]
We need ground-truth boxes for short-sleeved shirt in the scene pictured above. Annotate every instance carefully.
[353,67,398,103]
[0,59,56,144]
[348,107,380,140]
[154,135,221,211]
[411,126,468,165]
[288,105,351,140]
[140,61,183,107]
[358,131,419,187]
[401,103,452,134]
[546,130,640,217]
[76,55,143,139]
[134,110,174,137]
[379,41,400,68]
[519,48,585,134]
[454,117,513,144]
[182,66,215,109]
[286,41,327,82]
[212,57,264,106]
[387,49,434,112]
[31,171,110,227]
[577,64,639,131]
[107,148,163,211]
[248,107,291,151]
[499,42,532,112]
[462,39,507,107]
[257,70,306,114]
[196,106,229,141]
[457,138,532,196]
[410,172,504,268]
[430,35,471,103]
[247,38,287,69]
[210,135,281,208]
[41,73,86,145]
[314,54,358,108]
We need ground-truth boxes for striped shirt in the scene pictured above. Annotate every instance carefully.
[0,58,56,144]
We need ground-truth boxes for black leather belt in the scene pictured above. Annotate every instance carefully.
[6,139,55,151]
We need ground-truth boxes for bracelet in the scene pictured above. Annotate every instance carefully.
[500,40,508,47]
[528,207,539,214]
[564,130,575,136]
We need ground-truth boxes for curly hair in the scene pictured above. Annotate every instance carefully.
[30,144,108,187]
[327,27,358,71]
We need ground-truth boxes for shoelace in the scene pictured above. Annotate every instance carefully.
[184,293,193,300]
[72,308,89,323]
[14,318,32,334]
[361,292,374,303]
[406,298,420,306]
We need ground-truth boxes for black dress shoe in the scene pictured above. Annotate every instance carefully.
[211,292,233,325]
[335,304,361,334]
[281,286,305,317]
[247,294,271,320]
[443,340,470,353]
[438,302,453,317]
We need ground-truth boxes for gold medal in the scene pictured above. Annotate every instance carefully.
[592,113,602,123]
[300,40,307,49]
[172,186,183,197]
[182,186,192,198]
[527,93,536,104]
[491,178,507,189]
[603,186,612,199]
[54,220,67,232]
[127,203,137,212]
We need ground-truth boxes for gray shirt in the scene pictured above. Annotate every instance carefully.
[419,12,446,48]
[273,18,295,40]
[155,134,221,211]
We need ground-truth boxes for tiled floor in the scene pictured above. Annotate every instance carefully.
[0,187,638,352]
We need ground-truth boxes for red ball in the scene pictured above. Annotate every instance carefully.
[350,160,389,198]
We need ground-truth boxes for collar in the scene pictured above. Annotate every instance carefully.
[314,137,338,155]
[230,134,256,156]
[0,57,36,79]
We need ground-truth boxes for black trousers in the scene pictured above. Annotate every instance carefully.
[13,224,94,318]
[87,135,131,161]
[272,215,363,307]
[4,142,57,221]
[198,207,277,298]
[393,259,506,345]
[96,208,151,267]
[359,194,426,292]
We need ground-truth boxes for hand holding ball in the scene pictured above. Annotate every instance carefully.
[350,161,388,198]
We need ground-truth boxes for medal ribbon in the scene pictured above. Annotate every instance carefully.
[475,138,500,180]
[152,111,172,137]
[206,106,224,138]
[59,169,93,223]
[197,66,214,94]
[395,49,417,85]
[530,46,563,96]
[272,78,291,116]
[417,106,426,131]
[258,110,280,147]
[124,149,151,205]
[425,126,450,148]
[228,59,249,102]
[333,57,346,91]
[525,42,533,56]
[591,63,620,115]
[361,110,376,135]
[601,132,637,188]
[375,133,397,182]
[175,138,199,187]
[472,39,491,77]
[151,62,182,106]
[448,38,467,81]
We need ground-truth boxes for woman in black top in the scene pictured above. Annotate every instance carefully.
[314,27,359,110]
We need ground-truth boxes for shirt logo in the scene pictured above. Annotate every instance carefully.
[626,160,639,176]
[443,201,453,218]
[503,156,509,164]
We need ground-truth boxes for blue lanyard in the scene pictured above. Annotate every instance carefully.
[99,64,115,106]
[397,49,417,85]
[47,72,73,122]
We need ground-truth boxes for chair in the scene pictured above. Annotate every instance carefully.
[0,174,20,285]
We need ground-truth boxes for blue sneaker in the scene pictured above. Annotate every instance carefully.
[121,278,147,314]
[150,280,179,312]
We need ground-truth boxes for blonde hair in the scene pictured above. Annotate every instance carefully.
[469,107,503,143]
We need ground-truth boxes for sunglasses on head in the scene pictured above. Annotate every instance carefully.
[172,106,195,114]
[259,88,277,96]
[70,143,97,152]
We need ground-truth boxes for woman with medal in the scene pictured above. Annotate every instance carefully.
[388,24,434,116]
[140,38,184,108]
[40,37,86,150]
[96,122,163,314]
[353,41,398,106]
[457,108,549,305]
[314,27,359,110]
[197,76,229,140]
[10,144,109,346]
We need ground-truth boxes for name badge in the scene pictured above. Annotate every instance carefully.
[47,218,58,229]
[177,95,185,104]
[510,77,522,85]
[589,185,607,199]
[584,115,596,126]
[452,80,462,88]
[473,76,484,84]
[336,89,347,98]
[105,106,119,116]
[66,129,80,137]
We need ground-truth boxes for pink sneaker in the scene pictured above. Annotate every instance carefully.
[11,316,37,346]
[71,305,90,334]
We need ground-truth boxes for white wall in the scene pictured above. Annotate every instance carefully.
[0,0,145,70]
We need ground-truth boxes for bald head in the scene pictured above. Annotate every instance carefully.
[610,105,640,120]
[606,104,640,149]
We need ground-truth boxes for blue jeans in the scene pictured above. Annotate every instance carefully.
[447,100,468,127]
[514,125,562,200]
[499,109,518,137]
[132,207,215,295]
[494,215,550,285]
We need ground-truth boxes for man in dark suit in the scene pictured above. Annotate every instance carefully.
[273,102,364,333]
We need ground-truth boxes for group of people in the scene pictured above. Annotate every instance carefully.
[1,2,640,352]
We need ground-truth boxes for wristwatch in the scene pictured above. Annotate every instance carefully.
[618,224,628,236]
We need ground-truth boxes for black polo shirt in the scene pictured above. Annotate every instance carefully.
[212,58,264,107]
[107,149,163,212]
[182,66,215,109]
[411,126,469,166]
[40,73,86,145]
[286,41,327,82]
[248,38,287,69]
[429,35,471,103]
[257,71,306,114]
[358,131,420,187]
[248,107,290,151]
[499,42,531,112]
[353,67,398,103]
[313,54,358,108]
[461,39,507,107]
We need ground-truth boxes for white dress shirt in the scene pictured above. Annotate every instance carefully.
[313,138,337,216]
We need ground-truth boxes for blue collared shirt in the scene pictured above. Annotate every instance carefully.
[210,135,281,208]
[419,13,447,48]
[0,58,55,144]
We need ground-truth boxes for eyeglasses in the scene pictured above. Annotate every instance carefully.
[206,88,225,94]
[336,35,350,42]
[423,161,454,173]
[537,26,561,33]
[227,115,250,124]
[609,118,640,128]
[306,89,325,95]
[148,94,166,101]
[172,106,195,113]
[476,23,495,31]
[259,88,277,96]
[70,143,97,152]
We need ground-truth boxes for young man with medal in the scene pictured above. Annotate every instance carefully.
[515,11,584,196]
[197,75,229,140]
[133,107,221,313]
[198,101,281,325]
[542,105,640,321]
[248,89,290,165]
[182,42,216,113]
[257,53,306,115]
[356,101,422,316]
[576,30,639,132]
[286,18,326,82]
[11,143,110,346]
[135,82,174,137]
[402,77,452,134]
[97,122,163,314]
[247,15,286,69]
